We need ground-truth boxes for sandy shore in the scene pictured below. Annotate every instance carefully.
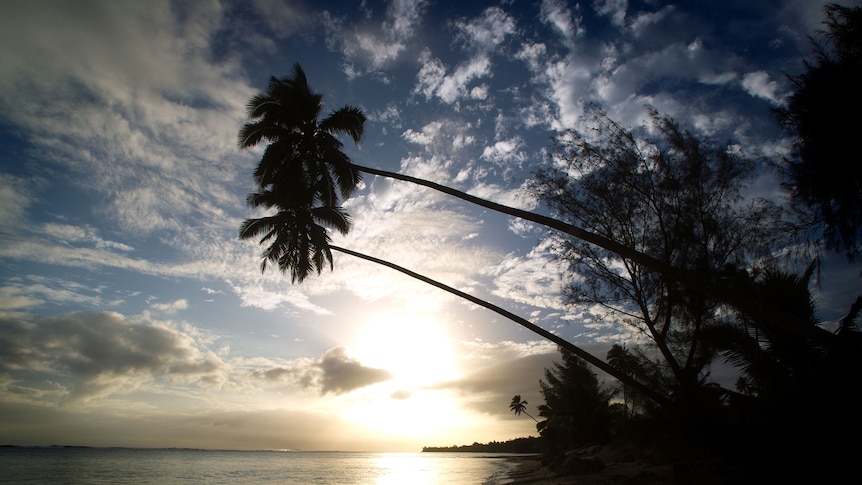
[502,454,676,485]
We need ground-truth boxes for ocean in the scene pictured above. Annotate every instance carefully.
[0,447,525,484]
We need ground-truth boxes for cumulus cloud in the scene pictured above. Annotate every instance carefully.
[323,0,429,76]
[481,138,527,165]
[540,0,584,42]
[414,55,492,104]
[316,346,393,394]
[741,71,786,106]
[453,6,516,52]
[0,311,228,402]
[149,299,188,314]
[245,346,393,395]
[429,340,562,416]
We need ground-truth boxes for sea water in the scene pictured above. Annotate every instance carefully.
[0,447,524,484]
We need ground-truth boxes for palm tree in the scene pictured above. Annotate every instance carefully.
[239,188,351,282]
[238,63,365,282]
[237,64,828,408]
[241,65,826,346]
[236,67,669,404]
[510,394,538,423]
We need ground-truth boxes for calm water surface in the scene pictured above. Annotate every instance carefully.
[0,447,525,484]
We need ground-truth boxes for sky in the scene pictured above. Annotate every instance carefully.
[0,0,857,452]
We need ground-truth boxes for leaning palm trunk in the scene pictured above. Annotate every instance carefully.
[351,163,835,347]
[330,245,670,407]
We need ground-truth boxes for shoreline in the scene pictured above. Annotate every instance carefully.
[498,443,682,485]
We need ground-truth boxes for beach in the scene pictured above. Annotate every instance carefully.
[504,455,677,485]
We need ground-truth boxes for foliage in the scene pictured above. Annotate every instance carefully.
[775,2,862,260]
[536,348,615,456]
[527,108,784,410]
[238,63,365,282]
[509,394,538,423]
[422,436,541,453]
[237,64,672,399]
[525,100,862,476]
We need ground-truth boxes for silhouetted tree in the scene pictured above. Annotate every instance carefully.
[509,394,539,423]
[700,262,862,480]
[238,63,364,282]
[527,109,784,410]
[238,64,668,405]
[776,3,862,260]
[537,348,614,457]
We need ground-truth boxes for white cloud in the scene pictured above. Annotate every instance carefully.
[438,56,493,104]
[323,0,429,75]
[742,70,786,106]
[594,0,628,27]
[481,138,527,165]
[42,223,135,252]
[454,6,516,52]
[150,299,188,315]
[541,0,583,42]
[402,121,443,145]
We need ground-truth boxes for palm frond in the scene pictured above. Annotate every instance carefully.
[320,105,367,143]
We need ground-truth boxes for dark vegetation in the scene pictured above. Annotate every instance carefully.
[421,437,541,454]
[238,3,861,482]
[508,4,862,481]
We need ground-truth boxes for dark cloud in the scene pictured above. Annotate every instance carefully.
[0,400,386,451]
[246,346,394,395]
[431,352,559,417]
[0,312,228,401]
[316,346,393,395]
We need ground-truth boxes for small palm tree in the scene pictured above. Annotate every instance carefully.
[510,394,538,423]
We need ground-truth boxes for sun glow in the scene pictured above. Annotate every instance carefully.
[342,312,466,439]
[352,312,460,387]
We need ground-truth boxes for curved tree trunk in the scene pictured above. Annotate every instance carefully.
[330,245,671,407]
[351,163,835,346]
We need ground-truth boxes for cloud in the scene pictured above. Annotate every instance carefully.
[150,299,188,315]
[0,276,122,311]
[0,173,33,234]
[41,223,135,252]
[540,0,584,42]
[429,340,561,416]
[414,55,492,104]
[481,138,527,165]
[252,0,314,39]
[594,0,628,28]
[0,311,228,402]
[244,346,394,395]
[316,346,394,394]
[741,71,786,106]
[322,0,429,76]
[0,399,391,451]
[454,6,516,52]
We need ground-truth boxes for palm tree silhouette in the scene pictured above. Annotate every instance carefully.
[237,63,832,407]
[237,64,670,406]
[510,394,538,423]
[238,63,364,282]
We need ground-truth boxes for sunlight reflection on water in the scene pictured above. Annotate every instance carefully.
[0,448,520,484]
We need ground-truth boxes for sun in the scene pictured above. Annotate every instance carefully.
[340,312,469,440]
[351,312,460,387]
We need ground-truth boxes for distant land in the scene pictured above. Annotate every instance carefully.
[421,436,540,453]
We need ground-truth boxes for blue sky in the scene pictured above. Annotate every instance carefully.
[0,0,855,452]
